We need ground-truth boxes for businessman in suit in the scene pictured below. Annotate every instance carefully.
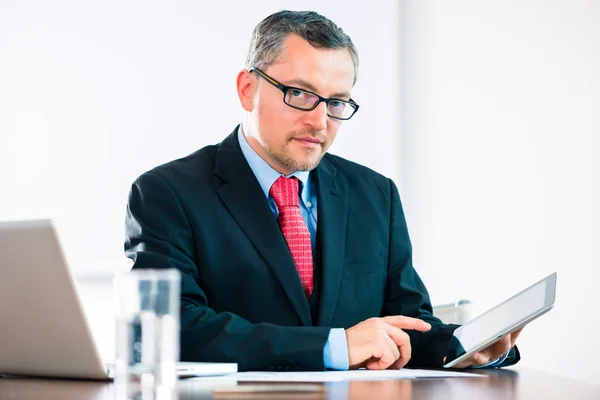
[125,10,521,371]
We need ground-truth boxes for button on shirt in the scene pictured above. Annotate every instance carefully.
[237,127,348,370]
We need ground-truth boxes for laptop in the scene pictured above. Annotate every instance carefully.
[0,219,237,380]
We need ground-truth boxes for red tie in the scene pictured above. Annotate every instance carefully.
[269,176,314,298]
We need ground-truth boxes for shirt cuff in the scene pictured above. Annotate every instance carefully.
[323,328,350,370]
[472,350,511,368]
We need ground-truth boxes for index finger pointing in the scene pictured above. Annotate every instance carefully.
[381,315,431,332]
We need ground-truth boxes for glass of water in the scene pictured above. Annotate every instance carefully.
[114,269,181,400]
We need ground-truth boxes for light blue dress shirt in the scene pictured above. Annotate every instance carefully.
[237,127,349,370]
[474,352,509,368]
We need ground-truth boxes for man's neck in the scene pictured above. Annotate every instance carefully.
[240,121,294,176]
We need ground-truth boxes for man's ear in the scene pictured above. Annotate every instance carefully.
[236,69,256,112]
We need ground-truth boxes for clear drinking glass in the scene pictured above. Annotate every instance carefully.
[113,269,181,400]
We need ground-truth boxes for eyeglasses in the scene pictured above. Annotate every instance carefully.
[248,67,360,120]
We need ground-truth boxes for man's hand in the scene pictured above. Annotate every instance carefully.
[345,316,431,370]
[450,327,524,369]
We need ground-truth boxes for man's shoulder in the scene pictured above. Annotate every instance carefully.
[137,144,216,184]
[322,152,390,187]
[137,127,239,185]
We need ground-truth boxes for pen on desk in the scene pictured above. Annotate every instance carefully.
[212,384,326,398]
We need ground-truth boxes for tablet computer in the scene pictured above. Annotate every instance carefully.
[443,272,557,368]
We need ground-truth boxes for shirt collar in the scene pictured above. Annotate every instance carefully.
[237,125,311,201]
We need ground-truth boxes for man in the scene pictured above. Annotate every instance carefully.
[125,10,521,371]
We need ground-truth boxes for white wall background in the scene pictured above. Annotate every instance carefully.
[400,0,600,385]
[2,0,599,386]
[0,0,401,277]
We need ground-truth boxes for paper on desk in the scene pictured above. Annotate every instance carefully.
[189,369,485,383]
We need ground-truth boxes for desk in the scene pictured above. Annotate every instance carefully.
[1,368,599,399]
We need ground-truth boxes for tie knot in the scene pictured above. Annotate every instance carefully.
[269,176,300,209]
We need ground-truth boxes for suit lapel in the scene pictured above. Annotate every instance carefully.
[214,129,312,326]
[314,157,348,327]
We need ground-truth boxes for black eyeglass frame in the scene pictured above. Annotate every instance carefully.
[248,67,360,120]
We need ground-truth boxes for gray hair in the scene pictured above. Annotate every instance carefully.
[245,10,359,85]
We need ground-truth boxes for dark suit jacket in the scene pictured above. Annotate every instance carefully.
[125,126,519,371]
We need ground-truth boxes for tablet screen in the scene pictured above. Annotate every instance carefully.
[446,273,555,365]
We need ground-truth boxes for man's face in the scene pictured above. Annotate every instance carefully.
[245,34,355,174]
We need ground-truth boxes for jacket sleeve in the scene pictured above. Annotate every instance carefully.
[124,171,331,372]
[382,179,520,368]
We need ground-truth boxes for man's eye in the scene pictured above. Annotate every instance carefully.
[290,89,303,97]
[330,100,342,108]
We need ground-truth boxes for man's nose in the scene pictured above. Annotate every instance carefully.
[303,101,328,131]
